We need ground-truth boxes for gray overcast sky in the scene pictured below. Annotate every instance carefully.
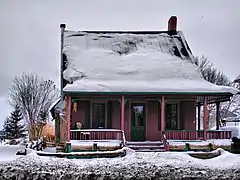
[0,0,239,128]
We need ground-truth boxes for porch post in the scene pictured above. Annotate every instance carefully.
[203,97,207,140]
[67,95,71,142]
[121,95,125,131]
[216,102,220,130]
[197,102,201,131]
[161,96,165,132]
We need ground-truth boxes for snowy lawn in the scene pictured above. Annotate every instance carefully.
[42,147,56,153]
[0,145,28,162]
[0,146,240,179]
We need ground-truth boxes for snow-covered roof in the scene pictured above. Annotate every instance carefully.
[62,30,239,95]
[49,98,65,119]
[220,109,238,118]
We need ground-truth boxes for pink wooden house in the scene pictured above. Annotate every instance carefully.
[52,16,238,148]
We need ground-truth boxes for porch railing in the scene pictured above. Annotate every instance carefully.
[198,130,232,139]
[70,129,126,146]
[165,130,197,140]
[165,130,232,140]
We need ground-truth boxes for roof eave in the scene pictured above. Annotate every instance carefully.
[63,91,233,96]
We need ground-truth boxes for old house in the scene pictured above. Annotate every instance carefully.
[52,16,238,150]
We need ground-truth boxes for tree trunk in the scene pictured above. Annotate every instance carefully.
[29,124,38,140]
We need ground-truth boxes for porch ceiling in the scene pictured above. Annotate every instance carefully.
[196,95,231,105]
[71,94,231,104]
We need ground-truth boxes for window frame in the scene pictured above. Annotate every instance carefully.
[91,101,108,129]
[158,103,178,130]
[165,104,178,130]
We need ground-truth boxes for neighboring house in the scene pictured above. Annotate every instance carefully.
[220,109,238,119]
[210,109,240,129]
[218,126,240,138]
[220,109,240,126]
[51,16,239,144]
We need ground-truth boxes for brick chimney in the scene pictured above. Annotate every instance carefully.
[168,16,177,35]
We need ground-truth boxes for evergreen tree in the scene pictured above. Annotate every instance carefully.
[3,117,12,139]
[3,105,26,139]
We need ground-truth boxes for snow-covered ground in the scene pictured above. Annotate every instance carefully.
[0,145,27,162]
[0,145,240,179]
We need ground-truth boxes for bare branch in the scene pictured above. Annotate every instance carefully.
[8,73,59,139]
[195,56,230,86]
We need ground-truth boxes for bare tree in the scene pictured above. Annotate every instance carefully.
[194,56,230,86]
[194,56,232,128]
[9,73,59,140]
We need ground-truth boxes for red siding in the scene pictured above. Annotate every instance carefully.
[71,99,197,141]
[146,101,161,141]
[124,103,130,141]
[180,101,196,130]
[71,101,87,127]
[110,101,130,140]
[111,101,121,129]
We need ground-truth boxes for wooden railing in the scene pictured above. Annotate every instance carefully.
[165,130,232,140]
[198,130,232,139]
[165,130,197,140]
[70,129,126,145]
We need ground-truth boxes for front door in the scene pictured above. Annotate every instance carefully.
[131,103,146,141]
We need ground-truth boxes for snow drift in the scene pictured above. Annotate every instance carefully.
[1,146,240,179]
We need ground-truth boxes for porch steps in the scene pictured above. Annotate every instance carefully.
[56,143,65,153]
[126,141,165,152]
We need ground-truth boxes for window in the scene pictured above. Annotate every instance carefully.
[92,103,106,128]
[158,103,178,130]
[166,104,178,130]
[131,104,145,127]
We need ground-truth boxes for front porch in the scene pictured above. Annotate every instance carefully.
[68,129,232,152]
[61,94,232,143]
